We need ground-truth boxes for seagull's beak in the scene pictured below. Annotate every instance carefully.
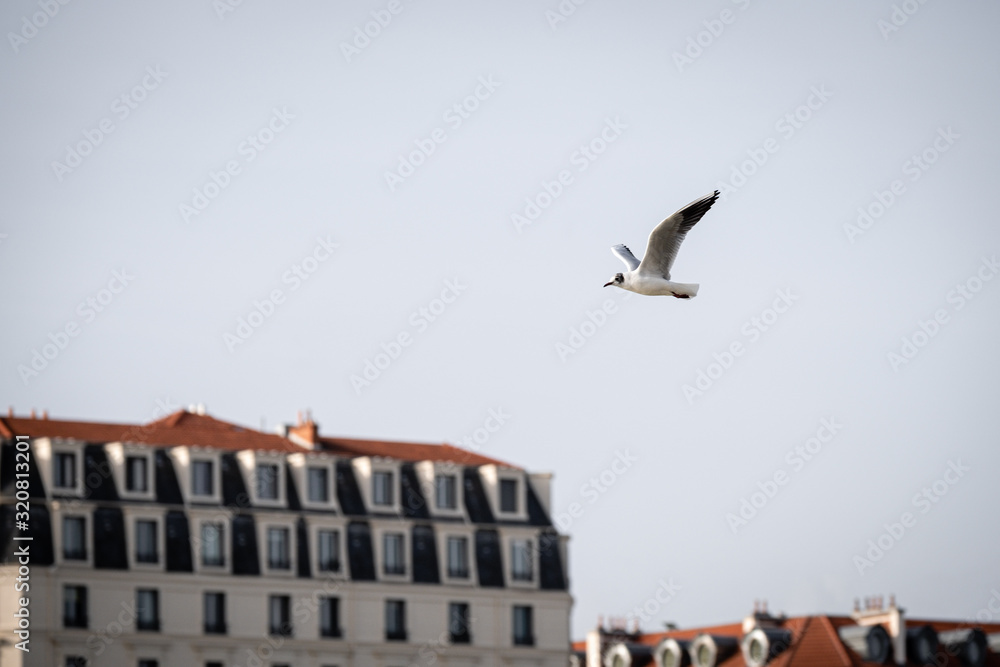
[603,281,613,288]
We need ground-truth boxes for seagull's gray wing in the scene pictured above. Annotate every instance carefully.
[611,244,640,271]
[637,190,719,280]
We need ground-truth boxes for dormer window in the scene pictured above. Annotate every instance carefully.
[54,452,77,489]
[308,467,329,503]
[373,470,394,507]
[500,479,518,513]
[435,474,457,510]
[257,463,279,500]
[126,455,149,493]
[192,460,214,497]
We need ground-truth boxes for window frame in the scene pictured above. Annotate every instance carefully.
[136,588,160,632]
[512,605,534,647]
[510,538,534,583]
[435,473,458,510]
[203,591,227,635]
[446,535,470,580]
[125,453,151,494]
[499,478,519,514]
[385,599,407,641]
[449,601,472,644]
[307,465,330,504]
[319,596,342,639]
[372,469,395,507]
[190,458,217,500]
[135,518,160,565]
[268,594,293,637]
[381,530,407,578]
[265,525,292,572]
[61,514,88,563]
[52,450,79,492]
[199,520,226,569]
[63,584,88,629]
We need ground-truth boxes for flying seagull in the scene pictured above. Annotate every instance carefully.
[604,190,720,298]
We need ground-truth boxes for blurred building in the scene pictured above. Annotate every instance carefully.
[0,407,570,667]
[574,597,1000,667]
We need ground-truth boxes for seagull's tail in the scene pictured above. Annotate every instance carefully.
[671,282,699,298]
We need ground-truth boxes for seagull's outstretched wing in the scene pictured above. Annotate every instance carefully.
[611,244,640,271]
[637,190,719,280]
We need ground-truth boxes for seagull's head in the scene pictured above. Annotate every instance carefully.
[604,273,624,288]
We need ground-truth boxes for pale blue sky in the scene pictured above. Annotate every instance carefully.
[3,0,999,639]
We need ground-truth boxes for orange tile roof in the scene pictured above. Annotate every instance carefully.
[0,410,519,467]
[578,615,1000,667]
[317,435,518,469]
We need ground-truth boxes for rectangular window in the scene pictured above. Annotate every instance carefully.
[257,463,279,500]
[447,536,469,578]
[385,599,406,641]
[126,455,148,492]
[372,470,394,506]
[138,661,158,667]
[317,529,340,572]
[500,479,518,513]
[449,602,471,644]
[54,452,76,489]
[513,605,533,646]
[136,589,159,631]
[191,460,213,496]
[63,585,88,628]
[383,533,405,575]
[511,539,533,582]
[201,522,224,567]
[435,474,457,509]
[308,467,329,503]
[269,595,292,636]
[267,527,290,570]
[320,597,341,638]
[204,592,226,634]
[135,520,158,564]
[65,658,87,667]
[63,516,86,560]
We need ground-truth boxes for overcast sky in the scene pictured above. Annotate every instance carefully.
[3,0,999,640]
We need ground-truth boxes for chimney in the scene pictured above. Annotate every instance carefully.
[288,410,319,449]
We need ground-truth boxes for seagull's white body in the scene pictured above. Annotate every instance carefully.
[604,190,720,298]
